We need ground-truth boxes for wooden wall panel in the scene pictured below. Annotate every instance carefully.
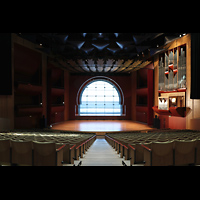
[42,54,47,118]
[64,71,69,121]
[0,34,15,130]
[147,67,154,125]
[153,34,194,130]
[153,54,159,117]
[131,71,137,121]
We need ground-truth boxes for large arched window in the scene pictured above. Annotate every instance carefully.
[78,78,123,116]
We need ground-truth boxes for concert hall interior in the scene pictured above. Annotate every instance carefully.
[1,33,200,166]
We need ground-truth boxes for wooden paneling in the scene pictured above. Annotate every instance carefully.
[147,67,154,125]
[0,34,15,130]
[42,54,47,118]
[153,34,200,130]
[153,54,159,118]
[64,71,69,121]
[0,95,14,130]
[131,71,137,121]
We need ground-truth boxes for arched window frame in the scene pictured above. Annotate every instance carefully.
[75,76,125,116]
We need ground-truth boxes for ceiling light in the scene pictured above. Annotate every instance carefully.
[114,33,119,37]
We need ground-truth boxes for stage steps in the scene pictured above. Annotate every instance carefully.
[80,138,124,166]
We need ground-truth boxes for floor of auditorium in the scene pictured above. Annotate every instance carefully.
[51,120,153,132]
[71,138,143,166]
[79,138,124,166]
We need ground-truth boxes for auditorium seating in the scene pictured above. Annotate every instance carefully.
[142,141,174,166]
[106,130,200,166]
[174,140,196,166]
[0,131,96,166]
[0,139,11,165]
[33,142,65,166]
[11,140,33,166]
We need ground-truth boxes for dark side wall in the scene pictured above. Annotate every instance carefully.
[69,74,132,120]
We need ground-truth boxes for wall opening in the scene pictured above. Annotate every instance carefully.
[76,76,125,116]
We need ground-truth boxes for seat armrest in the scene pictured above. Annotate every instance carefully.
[141,144,152,152]
[56,144,66,152]
[128,144,135,151]
[141,144,152,166]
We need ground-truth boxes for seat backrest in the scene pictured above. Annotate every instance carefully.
[56,143,70,163]
[33,142,56,166]
[174,140,196,154]
[0,139,11,164]
[151,141,174,156]
[11,140,33,165]
[151,141,174,166]
[195,140,200,165]
[174,140,196,165]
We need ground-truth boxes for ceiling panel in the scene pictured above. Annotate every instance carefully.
[16,32,186,73]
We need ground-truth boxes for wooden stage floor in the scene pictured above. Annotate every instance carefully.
[51,120,153,132]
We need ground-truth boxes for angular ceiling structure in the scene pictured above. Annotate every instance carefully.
[16,32,186,73]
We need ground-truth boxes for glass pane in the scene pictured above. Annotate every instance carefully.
[79,80,122,116]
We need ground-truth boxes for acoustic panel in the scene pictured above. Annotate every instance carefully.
[0,33,12,95]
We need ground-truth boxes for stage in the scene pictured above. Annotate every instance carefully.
[51,120,153,133]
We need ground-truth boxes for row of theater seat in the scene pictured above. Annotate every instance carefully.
[105,130,200,166]
[0,131,96,166]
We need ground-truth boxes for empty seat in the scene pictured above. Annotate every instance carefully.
[0,139,11,165]
[174,140,196,166]
[143,141,174,166]
[135,142,152,164]
[128,144,135,166]
[33,142,65,166]
[56,143,70,164]
[11,140,33,166]
[195,140,200,165]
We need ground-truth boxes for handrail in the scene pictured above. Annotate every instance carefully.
[56,144,66,152]
[141,144,151,151]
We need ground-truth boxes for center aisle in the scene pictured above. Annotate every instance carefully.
[80,138,124,166]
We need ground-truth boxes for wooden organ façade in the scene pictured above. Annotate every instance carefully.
[153,44,190,118]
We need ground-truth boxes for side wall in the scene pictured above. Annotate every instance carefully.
[0,33,70,130]
[153,34,200,130]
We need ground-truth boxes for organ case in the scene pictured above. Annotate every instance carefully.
[158,45,186,92]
